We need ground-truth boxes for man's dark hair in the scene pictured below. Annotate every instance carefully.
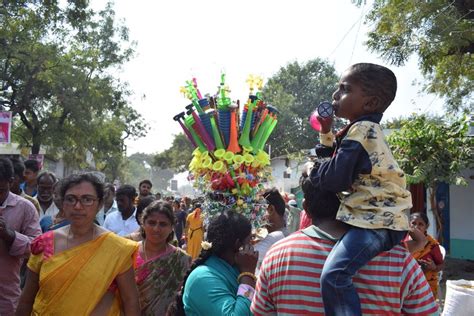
[300,174,340,220]
[349,63,397,113]
[10,158,25,178]
[136,195,156,224]
[116,184,137,200]
[60,172,104,202]
[24,159,40,173]
[0,158,14,181]
[263,187,286,216]
[139,179,153,188]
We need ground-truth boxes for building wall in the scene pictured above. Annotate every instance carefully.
[270,158,308,193]
[449,169,474,259]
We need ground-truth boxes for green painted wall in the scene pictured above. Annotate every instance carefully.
[450,239,474,260]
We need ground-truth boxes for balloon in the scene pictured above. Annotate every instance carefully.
[309,111,322,132]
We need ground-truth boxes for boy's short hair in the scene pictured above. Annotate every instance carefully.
[24,159,40,173]
[349,63,397,113]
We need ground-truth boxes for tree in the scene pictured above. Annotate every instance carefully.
[153,134,194,173]
[262,58,343,157]
[0,1,146,169]
[387,114,474,242]
[361,0,474,111]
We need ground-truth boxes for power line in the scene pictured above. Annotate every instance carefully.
[328,12,366,58]
[348,4,366,66]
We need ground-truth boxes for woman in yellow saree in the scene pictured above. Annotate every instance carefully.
[16,173,140,316]
[185,205,204,260]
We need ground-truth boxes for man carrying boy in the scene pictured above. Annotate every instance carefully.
[310,63,412,315]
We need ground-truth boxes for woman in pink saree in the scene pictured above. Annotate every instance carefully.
[135,201,191,315]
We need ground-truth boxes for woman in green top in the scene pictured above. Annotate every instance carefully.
[176,210,258,316]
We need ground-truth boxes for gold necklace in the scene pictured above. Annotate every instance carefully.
[142,240,167,261]
[66,225,96,250]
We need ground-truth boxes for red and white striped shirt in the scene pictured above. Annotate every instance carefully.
[251,226,439,315]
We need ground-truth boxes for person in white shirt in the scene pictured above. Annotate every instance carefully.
[96,183,118,225]
[254,188,289,274]
[35,172,59,220]
[103,184,139,236]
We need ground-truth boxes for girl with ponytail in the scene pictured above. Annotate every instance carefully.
[175,210,258,315]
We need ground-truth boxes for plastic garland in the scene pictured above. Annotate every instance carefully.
[174,74,278,227]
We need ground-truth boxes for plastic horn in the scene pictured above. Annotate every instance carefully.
[186,105,215,151]
[257,116,278,152]
[192,78,203,99]
[251,108,268,137]
[217,73,231,109]
[173,112,196,147]
[251,115,273,153]
[255,104,280,150]
[238,98,256,148]
[317,101,333,118]
[185,80,204,114]
[212,160,227,173]
[214,148,226,159]
[201,156,212,169]
[217,109,231,147]
[224,151,235,164]
[233,154,244,168]
[208,111,224,150]
[184,116,207,152]
[243,153,254,166]
[227,106,241,153]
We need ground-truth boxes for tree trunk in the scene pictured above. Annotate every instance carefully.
[428,184,443,243]
[31,134,41,154]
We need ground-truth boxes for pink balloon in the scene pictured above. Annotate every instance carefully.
[309,111,321,132]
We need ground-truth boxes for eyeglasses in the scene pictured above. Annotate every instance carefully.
[63,195,99,206]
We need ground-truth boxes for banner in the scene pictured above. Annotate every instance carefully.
[0,111,12,143]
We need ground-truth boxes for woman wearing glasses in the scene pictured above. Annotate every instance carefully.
[16,173,140,316]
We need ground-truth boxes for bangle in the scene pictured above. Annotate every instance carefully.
[237,272,257,283]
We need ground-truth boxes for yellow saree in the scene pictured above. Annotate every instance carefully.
[28,232,137,315]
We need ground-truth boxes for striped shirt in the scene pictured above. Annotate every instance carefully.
[251,226,439,315]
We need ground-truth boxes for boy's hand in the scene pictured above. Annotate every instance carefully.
[317,115,333,134]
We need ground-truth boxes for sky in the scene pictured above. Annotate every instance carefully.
[92,0,444,155]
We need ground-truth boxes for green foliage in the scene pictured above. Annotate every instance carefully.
[0,0,147,175]
[364,0,474,111]
[153,134,194,173]
[387,114,474,186]
[262,58,343,157]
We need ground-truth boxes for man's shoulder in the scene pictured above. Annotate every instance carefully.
[7,192,37,212]
[265,230,324,257]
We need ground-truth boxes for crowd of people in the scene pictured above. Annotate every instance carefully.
[0,63,446,315]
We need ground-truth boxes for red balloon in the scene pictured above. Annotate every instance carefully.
[309,111,321,132]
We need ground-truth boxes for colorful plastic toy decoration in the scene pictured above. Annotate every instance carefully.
[174,74,279,227]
